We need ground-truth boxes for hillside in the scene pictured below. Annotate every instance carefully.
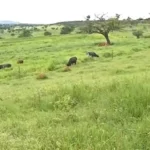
[0,27,150,149]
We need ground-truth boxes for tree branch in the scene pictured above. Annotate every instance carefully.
[94,13,108,21]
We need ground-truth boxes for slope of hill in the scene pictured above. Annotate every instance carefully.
[0,27,150,149]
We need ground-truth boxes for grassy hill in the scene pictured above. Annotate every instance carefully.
[0,26,150,149]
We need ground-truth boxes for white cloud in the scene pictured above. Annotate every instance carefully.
[0,0,150,24]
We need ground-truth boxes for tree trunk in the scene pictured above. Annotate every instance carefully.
[103,33,111,45]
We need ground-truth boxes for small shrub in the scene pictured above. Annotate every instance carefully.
[48,61,57,71]
[44,31,52,36]
[132,30,143,39]
[11,33,15,36]
[48,59,66,71]
[18,29,32,38]
[34,27,40,31]
[36,73,48,80]
[60,25,74,34]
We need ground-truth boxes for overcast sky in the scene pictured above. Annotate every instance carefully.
[0,0,150,24]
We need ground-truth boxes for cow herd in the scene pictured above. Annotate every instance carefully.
[66,51,99,66]
[0,51,99,70]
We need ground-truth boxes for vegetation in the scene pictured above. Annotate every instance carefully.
[44,31,52,36]
[132,29,143,38]
[18,29,32,37]
[11,33,15,36]
[0,17,150,149]
[60,25,74,34]
[81,14,121,44]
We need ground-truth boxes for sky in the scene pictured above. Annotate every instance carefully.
[0,0,150,24]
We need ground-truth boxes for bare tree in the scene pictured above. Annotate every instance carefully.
[83,14,121,45]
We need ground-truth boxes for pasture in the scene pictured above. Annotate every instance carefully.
[0,27,150,149]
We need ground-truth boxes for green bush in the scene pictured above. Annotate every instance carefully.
[18,29,32,37]
[60,25,74,34]
[47,61,58,71]
[44,31,52,36]
[11,33,15,36]
[132,30,143,39]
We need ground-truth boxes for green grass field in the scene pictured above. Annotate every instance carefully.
[0,28,150,149]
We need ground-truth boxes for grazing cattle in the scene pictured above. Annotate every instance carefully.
[86,52,99,57]
[0,63,12,69]
[66,57,77,66]
[17,60,24,64]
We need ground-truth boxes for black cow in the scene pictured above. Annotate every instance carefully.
[17,60,24,64]
[86,52,99,57]
[66,57,77,66]
[0,63,12,69]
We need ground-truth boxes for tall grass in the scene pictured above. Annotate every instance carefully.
[0,74,150,149]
